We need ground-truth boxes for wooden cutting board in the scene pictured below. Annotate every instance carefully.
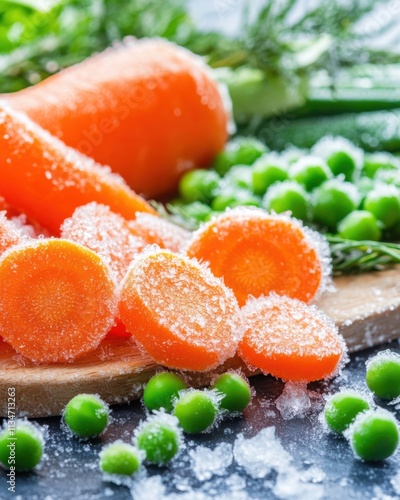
[1,266,400,418]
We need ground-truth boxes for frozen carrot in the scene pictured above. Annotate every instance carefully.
[61,202,149,282]
[186,207,330,306]
[5,39,230,198]
[0,102,156,236]
[0,211,26,254]
[239,294,346,382]
[0,239,117,363]
[119,248,243,371]
[128,212,192,253]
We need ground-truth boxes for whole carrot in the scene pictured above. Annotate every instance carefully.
[5,39,230,198]
[0,102,155,235]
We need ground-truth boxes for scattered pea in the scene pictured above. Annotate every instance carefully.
[143,372,187,413]
[348,410,399,462]
[99,441,142,476]
[323,391,370,434]
[223,165,253,190]
[211,372,252,412]
[134,413,182,464]
[363,185,400,230]
[366,350,400,400]
[173,390,219,434]
[64,394,109,438]
[0,421,44,471]
[337,210,381,242]
[252,156,288,195]
[263,180,310,221]
[290,156,332,191]
[362,152,399,179]
[213,137,266,175]
[179,169,220,203]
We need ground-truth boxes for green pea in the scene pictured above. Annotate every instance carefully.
[366,350,400,400]
[64,394,109,438]
[290,156,332,191]
[99,442,142,476]
[362,152,399,179]
[211,373,251,412]
[252,156,288,195]
[134,413,181,464]
[337,210,381,242]
[211,188,261,211]
[177,201,213,224]
[263,180,310,221]
[323,391,370,434]
[349,410,399,461]
[224,165,253,190]
[357,177,375,200]
[143,372,187,413]
[173,390,219,434]
[178,169,220,203]
[363,186,400,230]
[311,179,360,229]
[0,421,44,471]
[375,169,400,189]
[213,137,267,175]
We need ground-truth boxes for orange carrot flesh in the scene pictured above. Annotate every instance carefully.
[128,212,192,253]
[0,239,117,363]
[61,202,148,282]
[0,102,156,236]
[186,207,328,306]
[239,295,346,382]
[6,39,229,198]
[119,249,243,371]
[0,211,26,254]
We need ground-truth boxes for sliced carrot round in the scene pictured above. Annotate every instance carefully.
[239,294,346,382]
[61,202,148,281]
[186,207,330,306]
[128,212,192,253]
[119,248,243,371]
[0,239,117,363]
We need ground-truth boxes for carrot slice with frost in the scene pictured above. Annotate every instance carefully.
[0,239,117,363]
[186,207,330,306]
[0,102,156,235]
[119,248,243,371]
[239,294,346,382]
[61,202,148,281]
[128,212,191,253]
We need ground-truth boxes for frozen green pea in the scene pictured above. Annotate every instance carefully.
[362,152,399,179]
[64,394,109,438]
[179,169,220,203]
[252,155,288,195]
[323,391,370,434]
[224,165,253,190]
[363,185,400,229]
[99,441,142,476]
[263,180,310,221]
[173,390,220,434]
[213,137,267,175]
[337,210,381,241]
[143,372,187,413]
[290,156,332,191]
[366,350,400,400]
[0,421,44,471]
[212,372,251,412]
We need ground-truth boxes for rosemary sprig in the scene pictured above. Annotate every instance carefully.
[327,236,400,274]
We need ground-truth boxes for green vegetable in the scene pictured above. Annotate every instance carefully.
[289,156,331,191]
[337,211,381,242]
[323,391,370,434]
[211,373,252,412]
[366,351,400,400]
[173,390,219,434]
[0,421,44,471]
[363,186,400,230]
[263,180,309,221]
[211,188,261,211]
[135,413,181,464]
[143,372,187,413]
[311,179,360,229]
[252,155,289,195]
[99,442,142,476]
[349,410,399,462]
[223,165,254,190]
[212,137,266,176]
[362,153,400,179]
[64,394,109,438]
[179,169,220,203]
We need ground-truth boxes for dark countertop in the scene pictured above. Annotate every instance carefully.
[1,340,400,500]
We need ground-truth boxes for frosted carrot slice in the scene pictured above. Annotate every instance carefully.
[186,207,330,306]
[6,39,229,198]
[128,212,192,253]
[0,239,117,363]
[239,295,346,382]
[0,102,156,235]
[0,211,27,254]
[119,249,243,371]
[61,202,148,281]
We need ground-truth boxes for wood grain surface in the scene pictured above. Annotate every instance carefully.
[1,266,400,418]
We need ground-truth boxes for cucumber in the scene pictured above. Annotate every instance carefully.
[257,109,400,152]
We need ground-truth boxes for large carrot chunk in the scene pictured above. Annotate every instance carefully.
[119,249,243,371]
[186,207,330,306]
[0,102,156,235]
[7,39,229,198]
[0,239,117,363]
[239,295,346,382]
